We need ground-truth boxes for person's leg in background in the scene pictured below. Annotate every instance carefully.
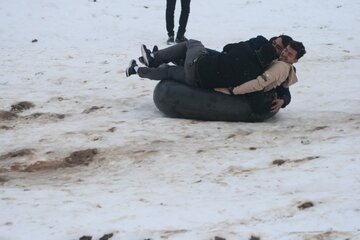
[176,0,191,43]
[166,0,176,44]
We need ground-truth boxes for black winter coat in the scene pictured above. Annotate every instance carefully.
[223,35,269,52]
[197,41,276,88]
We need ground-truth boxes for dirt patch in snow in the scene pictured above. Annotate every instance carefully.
[0,110,18,120]
[0,149,98,173]
[22,112,66,120]
[23,148,98,172]
[83,106,104,114]
[0,125,13,130]
[10,101,35,113]
[0,149,34,161]
[272,156,320,166]
[0,109,66,123]
[298,201,315,210]
[0,175,9,184]
[79,233,114,240]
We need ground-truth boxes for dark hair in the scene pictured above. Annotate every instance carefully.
[288,41,306,59]
[269,35,293,47]
[279,35,293,47]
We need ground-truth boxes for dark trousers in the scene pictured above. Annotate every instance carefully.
[138,40,206,87]
[166,0,191,38]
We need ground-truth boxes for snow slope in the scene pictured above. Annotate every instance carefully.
[1,0,360,239]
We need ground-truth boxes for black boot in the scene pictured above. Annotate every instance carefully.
[141,44,158,67]
[175,35,188,43]
[167,36,175,45]
[139,45,158,65]
[125,59,138,77]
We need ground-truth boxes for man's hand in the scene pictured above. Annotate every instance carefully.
[214,88,231,95]
[271,98,284,113]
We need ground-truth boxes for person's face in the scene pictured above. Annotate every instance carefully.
[272,37,285,56]
[279,46,298,64]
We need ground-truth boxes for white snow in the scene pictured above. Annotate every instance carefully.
[1,0,360,240]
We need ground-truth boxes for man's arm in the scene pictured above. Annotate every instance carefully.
[270,85,291,112]
[214,85,291,113]
[271,98,284,113]
[232,61,290,95]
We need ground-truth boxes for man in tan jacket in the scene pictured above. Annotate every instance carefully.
[215,40,306,100]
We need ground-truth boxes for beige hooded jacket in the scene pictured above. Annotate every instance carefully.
[232,60,298,95]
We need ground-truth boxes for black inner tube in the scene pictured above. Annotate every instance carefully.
[153,80,277,122]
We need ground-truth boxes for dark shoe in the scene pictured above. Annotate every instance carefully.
[139,45,158,65]
[141,44,156,67]
[126,59,138,77]
[138,56,145,65]
[167,36,175,45]
[175,36,188,43]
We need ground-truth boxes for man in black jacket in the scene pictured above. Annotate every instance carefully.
[219,35,294,112]
[126,39,277,90]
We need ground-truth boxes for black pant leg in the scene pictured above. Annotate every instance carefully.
[177,0,191,38]
[154,41,187,65]
[138,65,186,84]
[183,40,206,86]
[166,0,176,37]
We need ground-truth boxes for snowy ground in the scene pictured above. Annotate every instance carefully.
[1,1,360,240]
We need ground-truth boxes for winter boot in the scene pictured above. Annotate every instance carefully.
[175,36,188,43]
[141,44,157,67]
[125,59,138,77]
[139,45,158,65]
[167,36,175,45]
